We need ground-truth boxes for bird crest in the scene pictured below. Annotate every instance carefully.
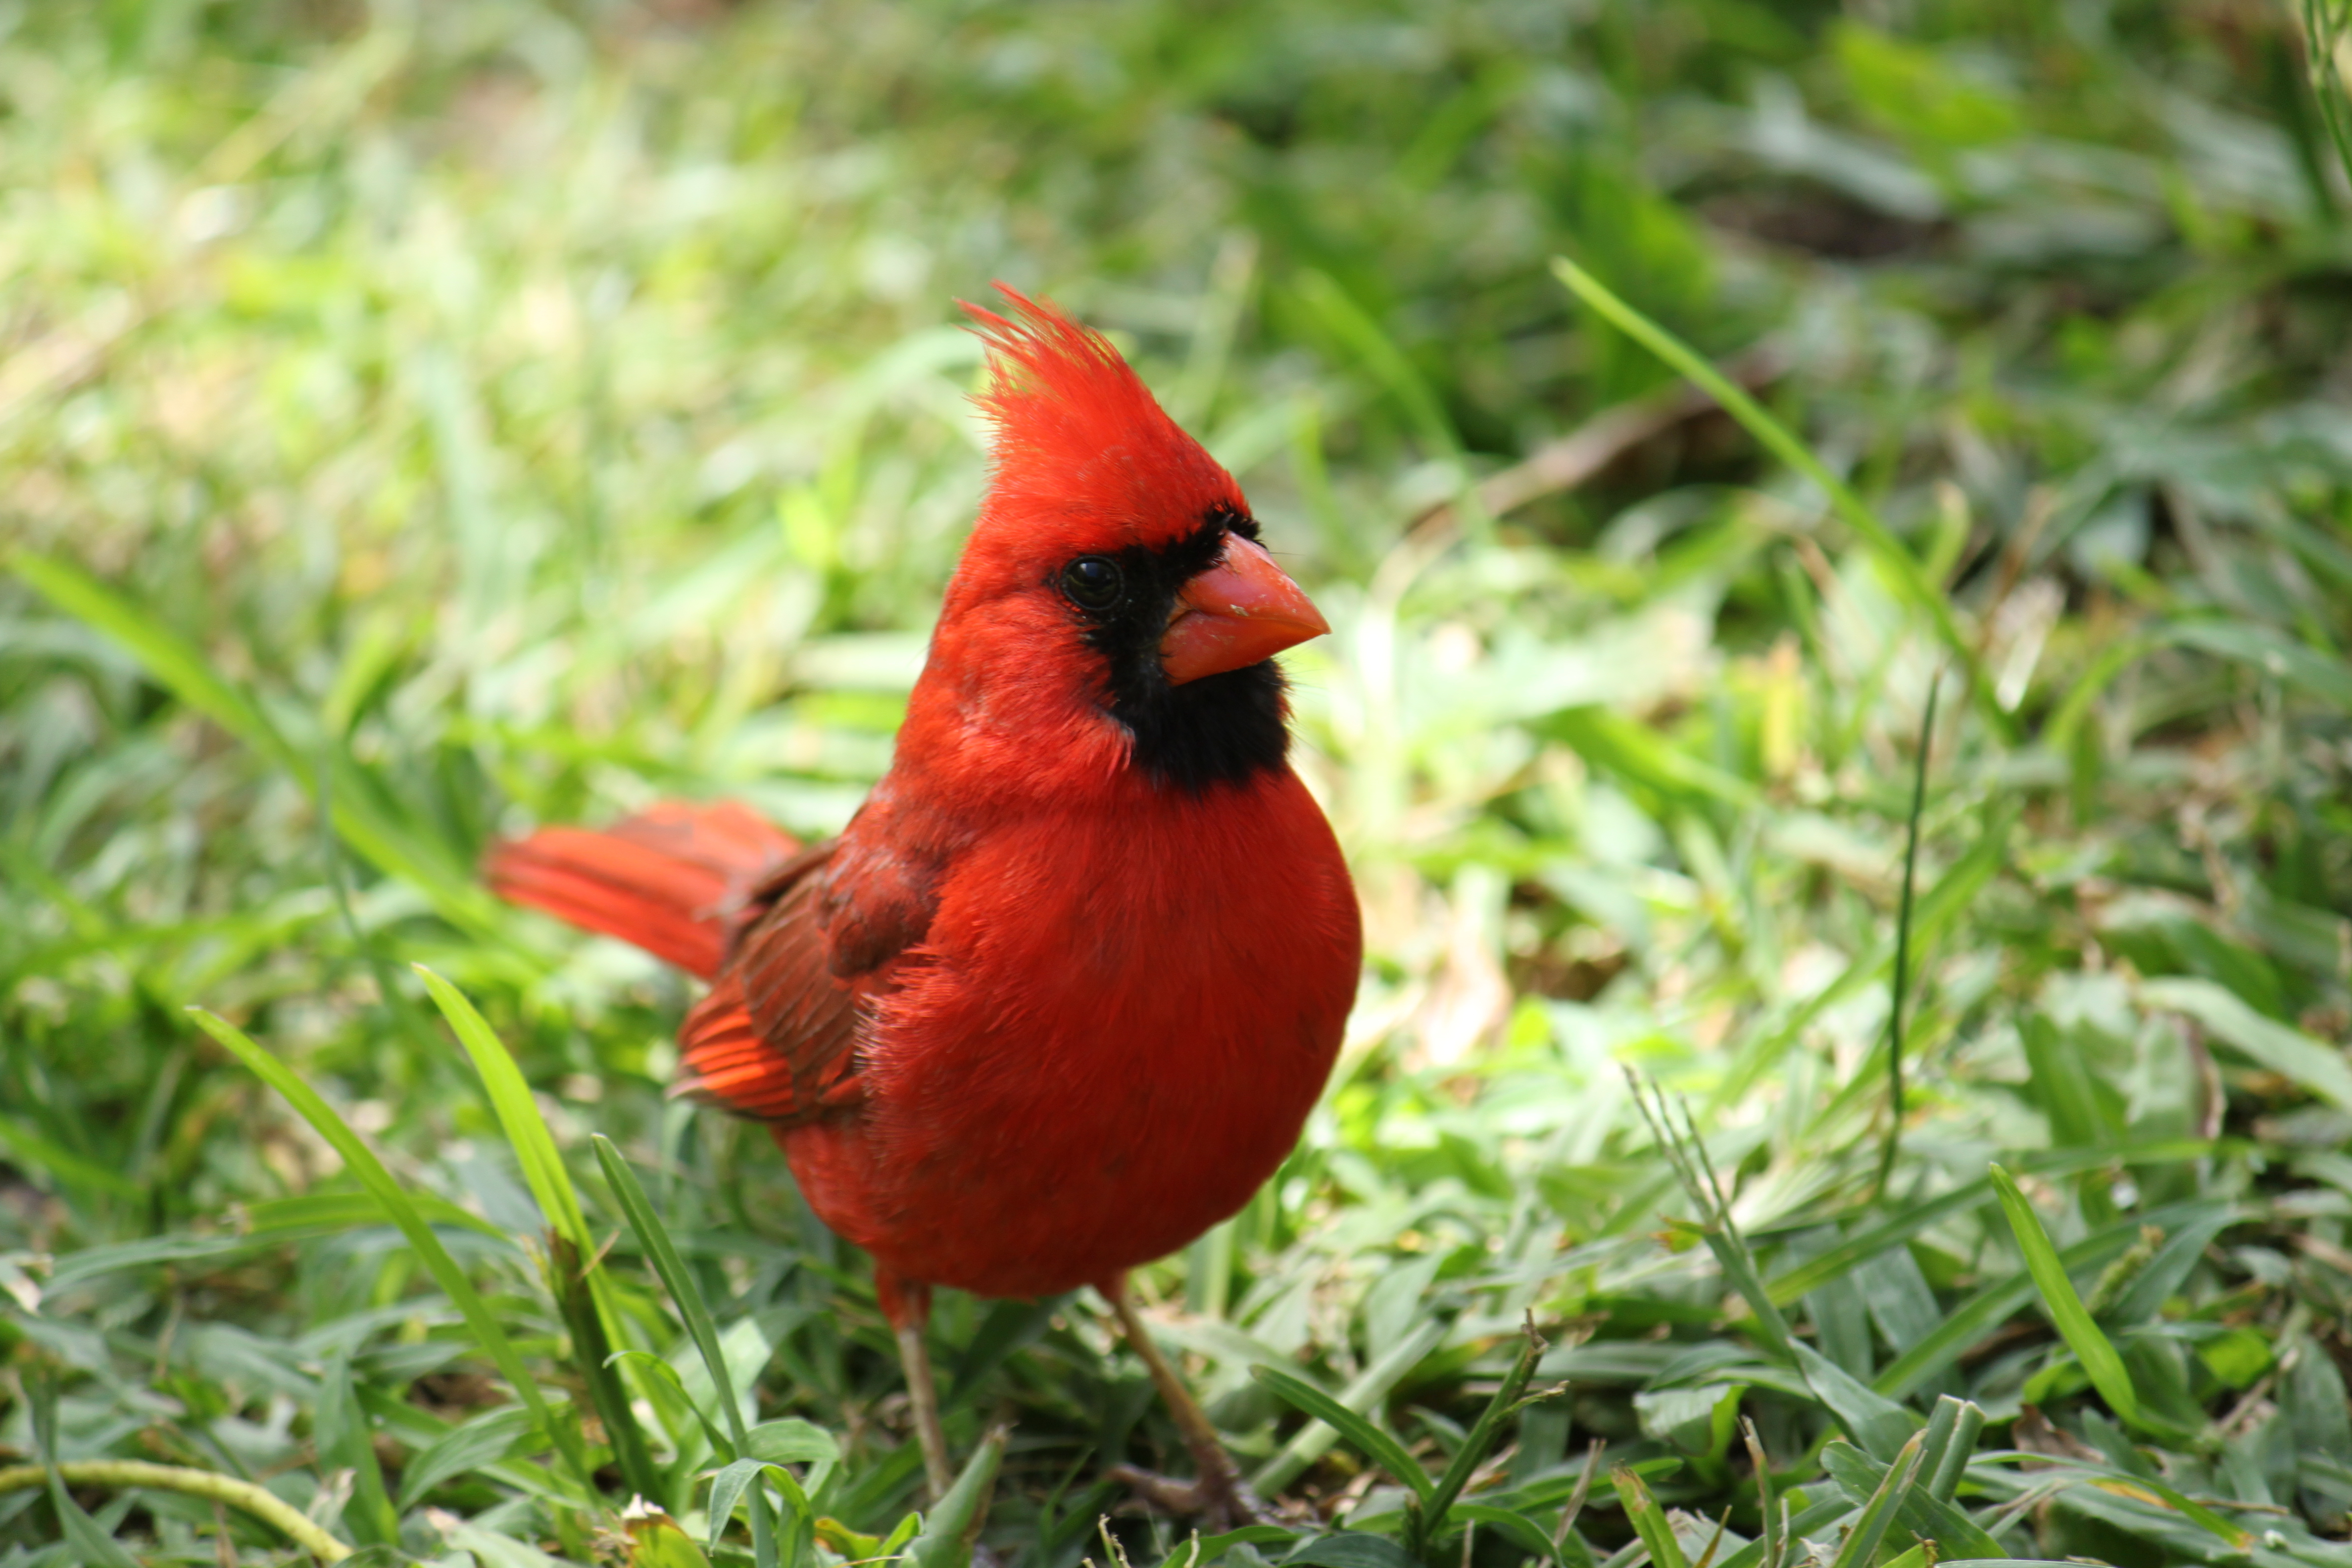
[960,286,1241,552]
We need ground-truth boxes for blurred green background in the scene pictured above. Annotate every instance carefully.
[4,0,2352,1564]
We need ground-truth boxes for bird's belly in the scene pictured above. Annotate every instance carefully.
[784,1058,1295,1300]
[782,788,1358,1298]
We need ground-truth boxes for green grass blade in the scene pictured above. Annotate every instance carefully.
[550,1232,665,1506]
[1450,1503,1566,1562]
[1709,1498,1861,1568]
[707,1458,817,1555]
[1873,1201,2232,1401]
[590,1132,777,1568]
[1972,1454,2252,1550]
[1921,1396,1985,1504]
[2141,977,2352,1110]
[1875,672,1938,1198]
[1822,1435,2003,1559]
[414,966,590,1248]
[1252,1364,1432,1504]
[12,551,498,931]
[1629,1079,1795,1360]
[1549,257,2002,735]
[1766,1180,1992,1306]
[1988,1164,2139,1425]
[2307,0,2352,190]
[398,1407,541,1511]
[1791,1342,1919,1462]
[2163,617,2352,712]
[1740,1421,1780,1568]
[1252,1317,1449,1496]
[905,1426,1006,1568]
[589,1134,750,1450]
[15,552,496,931]
[1417,1323,1547,1545]
[1826,1433,1923,1568]
[241,1190,513,1242]
[316,1346,398,1548]
[185,1006,596,1499]
[1612,1463,1691,1568]
[412,968,665,1499]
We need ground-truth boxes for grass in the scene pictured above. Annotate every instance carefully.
[3,0,2352,1564]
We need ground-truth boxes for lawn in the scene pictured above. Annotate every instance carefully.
[4,1,2352,1564]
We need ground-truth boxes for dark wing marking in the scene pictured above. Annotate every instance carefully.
[673,826,941,1125]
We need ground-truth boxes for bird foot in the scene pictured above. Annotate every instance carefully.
[1108,1461,1274,1531]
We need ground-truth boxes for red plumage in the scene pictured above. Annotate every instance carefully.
[489,287,1360,1341]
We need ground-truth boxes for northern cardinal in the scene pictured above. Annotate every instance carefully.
[487,289,1361,1522]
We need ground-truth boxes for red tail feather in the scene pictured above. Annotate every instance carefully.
[484,800,798,980]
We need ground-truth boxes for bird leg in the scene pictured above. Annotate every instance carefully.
[1102,1275,1273,1528]
[881,1275,955,1502]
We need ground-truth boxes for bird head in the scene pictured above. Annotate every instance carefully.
[926,287,1330,792]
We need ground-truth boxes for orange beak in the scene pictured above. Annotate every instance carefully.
[1158,536,1330,686]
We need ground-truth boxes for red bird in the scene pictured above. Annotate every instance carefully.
[487,289,1361,1522]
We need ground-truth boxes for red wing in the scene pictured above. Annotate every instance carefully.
[676,868,862,1123]
[484,800,799,980]
[674,826,942,1127]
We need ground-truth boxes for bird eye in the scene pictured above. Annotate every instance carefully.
[1059,555,1123,611]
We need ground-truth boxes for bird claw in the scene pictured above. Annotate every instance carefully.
[1108,1461,1274,1530]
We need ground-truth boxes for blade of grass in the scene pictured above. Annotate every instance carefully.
[1791,1342,1919,1462]
[1968,1453,2252,1550]
[316,1346,398,1548]
[414,967,590,1248]
[1710,1498,1872,1568]
[1628,1076,1795,1360]
[1252,1316,1450,1496]
[1874,1201,2232,1401]
[1876,672,1938,1198]
[1822,1436,2003,1559]
[1613,1464,1691,1568]
[415,967,662,1498]
[905,1426,1006,1568]
[1453,1503,1568,1563]
[2141,977,2352,1111]
[1739,1421,1780,1568]
[398,1407,541,1511]
[1919,1396,1985,1504]
[239,1190,513,1243]
[1412,1319,1549,1550]
[2308,0,2352,191]
[1556,1440,1605,1558]
[1253,1364,1432,1504]
[591,1133,777,1568]
[1549,258,2002,737]
[1988,1164,2139,1426]
[185,1007,595,1499]
[549,1232,665,1505]
[1766,1180,1993,1306]
[1292,269,1489,543]
[707,1457,818,1558]
[1826,1433,1924,1568]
